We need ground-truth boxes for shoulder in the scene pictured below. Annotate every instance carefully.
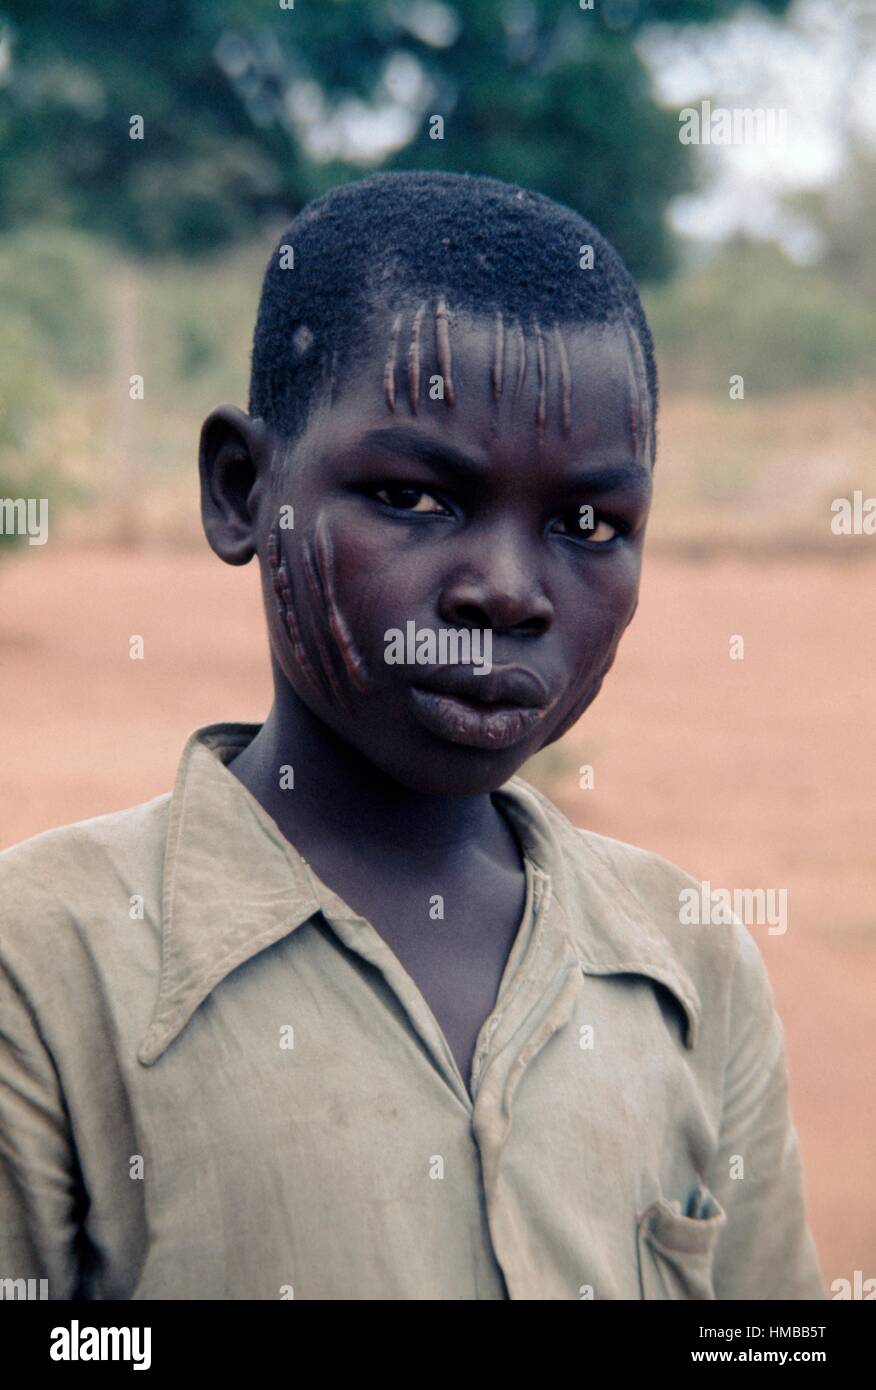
[507,775,771,1026]
[0,793,171,886]
[509,771,708,917]
[0,795,171,969]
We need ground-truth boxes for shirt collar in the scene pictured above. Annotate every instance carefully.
[138,723,700,1065]
[496,777,701,1050]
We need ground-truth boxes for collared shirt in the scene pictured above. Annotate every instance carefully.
[0,723,825,1300]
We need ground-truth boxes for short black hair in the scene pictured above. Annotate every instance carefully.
[249,170,657,456]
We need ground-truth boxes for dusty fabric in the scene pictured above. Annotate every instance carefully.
[0,722,825,1300]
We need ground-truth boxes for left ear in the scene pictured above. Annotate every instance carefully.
[198,406,274,565]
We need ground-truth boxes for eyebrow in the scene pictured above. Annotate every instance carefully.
[357,426,652,494]
[359,427,488,482]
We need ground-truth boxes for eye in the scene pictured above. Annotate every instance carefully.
[373,484,449,515]
[553,506,622,545]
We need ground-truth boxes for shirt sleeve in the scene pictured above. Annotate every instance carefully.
[705,921,826,1300]
[0,961,83,1300]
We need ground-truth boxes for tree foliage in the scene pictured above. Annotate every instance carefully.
[0,0,790,278]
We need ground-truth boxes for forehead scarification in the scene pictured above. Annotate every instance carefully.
[533,320,547,434]
[434,297,456,406]
[553,327,572,437]
[619,309,652,465]
[407,301,427,415]
[376,302,629,446]
[512,319,527,402]
[383,312,402,412]
[491,310,504,403]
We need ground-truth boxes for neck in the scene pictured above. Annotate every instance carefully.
[227,672,504,862]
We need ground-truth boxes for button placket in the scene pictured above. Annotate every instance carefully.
[470,1012,503,1091]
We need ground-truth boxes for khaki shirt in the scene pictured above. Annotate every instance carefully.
[0,723,825,1300]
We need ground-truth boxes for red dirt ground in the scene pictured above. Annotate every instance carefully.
[1,545,873,1293]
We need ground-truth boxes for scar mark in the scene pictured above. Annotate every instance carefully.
[267,528,329,705]
[407,302,426,414]
[512,321,526,400]
[301,540,352,712]
[384,313,402,412]
[312,514,370,694]
[553,327,572,436]
[492,310,504,402]
[621,311,651,463]
[533,321,546,431]
[551,650,606,744]
[435,297,455,405]
[329,349,339,408]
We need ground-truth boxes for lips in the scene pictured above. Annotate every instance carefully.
[408,665,551,751]
[413,665,550,708]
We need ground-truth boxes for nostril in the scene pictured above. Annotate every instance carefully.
[443,590,554,634]
[448,606,550,636]
[454,603,489,628]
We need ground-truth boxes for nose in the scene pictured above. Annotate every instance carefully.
[438,534,554,636]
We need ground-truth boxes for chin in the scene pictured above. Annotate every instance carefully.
[373,740,538,799]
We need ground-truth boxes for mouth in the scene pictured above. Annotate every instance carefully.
[407,667,551,751]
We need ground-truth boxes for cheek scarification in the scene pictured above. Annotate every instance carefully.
[309,514,370,695]
[267,519,371,714]
[267,527,329,706]
[549,651,612,745]
[300,542,353,711]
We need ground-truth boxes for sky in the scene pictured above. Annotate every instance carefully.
[637,0,876,261]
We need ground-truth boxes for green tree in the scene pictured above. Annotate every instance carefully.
[0,0,791,278]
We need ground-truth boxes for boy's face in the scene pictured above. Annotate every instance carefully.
[254,308,653,797]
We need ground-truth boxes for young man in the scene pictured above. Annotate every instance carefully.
[0,172,825,1300]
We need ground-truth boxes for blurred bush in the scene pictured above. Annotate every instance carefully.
[138,242,261,407]
[1,224,874,549]
[0,226,109,546]
[0,226,109,377]
[644,241,876,396]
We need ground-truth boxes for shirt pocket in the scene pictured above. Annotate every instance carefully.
[636,1181,727,1300]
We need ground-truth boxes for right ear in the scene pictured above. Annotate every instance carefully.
[198,406,275,565]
